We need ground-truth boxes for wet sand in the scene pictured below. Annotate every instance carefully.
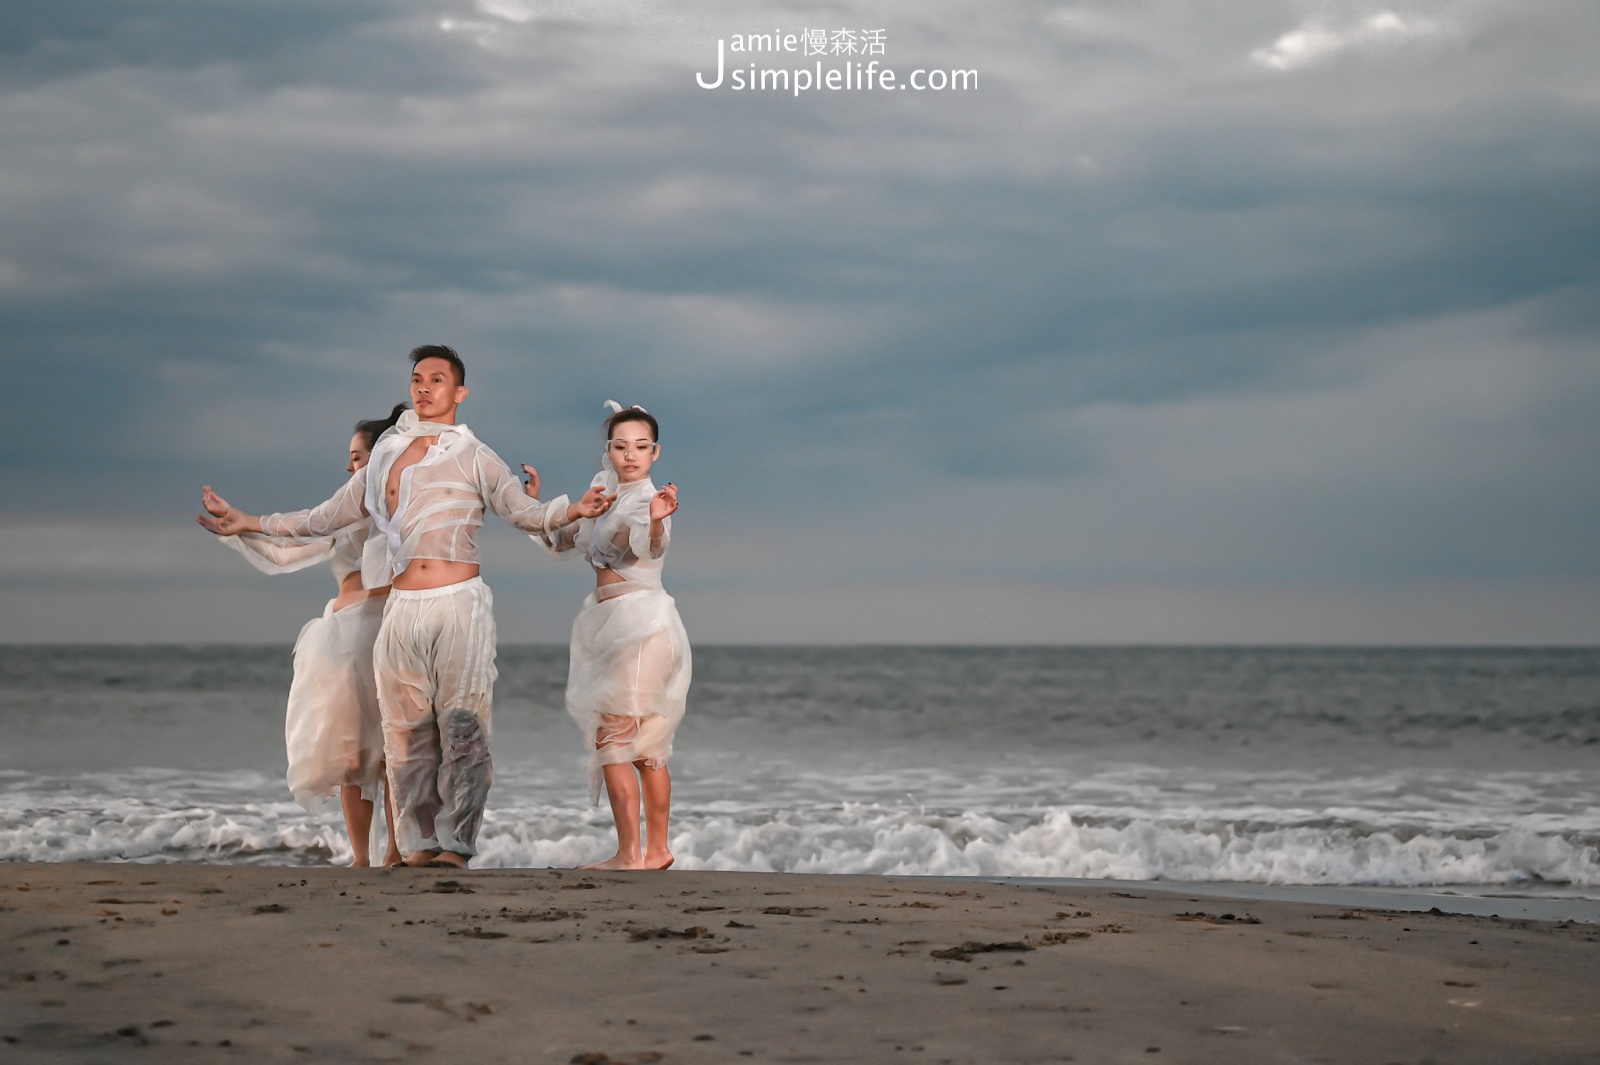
[2,863,1597,1063]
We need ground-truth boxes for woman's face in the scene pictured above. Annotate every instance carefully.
[607,418,659,483]
[347,433,373,475]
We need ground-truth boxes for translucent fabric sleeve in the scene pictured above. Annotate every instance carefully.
[260,469,369,538]
[218,532,338,575]
[479,446,571,536]
[534,508,579,557]
[534,468,605,557]
[649,513,670,560]
[621,491,668,562]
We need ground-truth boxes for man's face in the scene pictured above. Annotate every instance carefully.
[410,357,467,422]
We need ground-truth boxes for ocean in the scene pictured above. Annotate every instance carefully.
[2,645,1597,903]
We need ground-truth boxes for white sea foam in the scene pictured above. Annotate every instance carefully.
[4,641,1597,890]
[4,771,1595,888]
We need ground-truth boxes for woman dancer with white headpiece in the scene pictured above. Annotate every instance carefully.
[198,404,406,867]
[539,401,690,870]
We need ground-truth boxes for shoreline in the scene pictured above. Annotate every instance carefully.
[3,862,1597,1063]
[954,876,1600,925]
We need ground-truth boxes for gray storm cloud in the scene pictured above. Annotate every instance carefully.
[1,0,1596,641]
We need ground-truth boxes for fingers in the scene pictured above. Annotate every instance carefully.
[201,485,233,517]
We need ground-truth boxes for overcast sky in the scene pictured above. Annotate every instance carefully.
[2,0,1597,643]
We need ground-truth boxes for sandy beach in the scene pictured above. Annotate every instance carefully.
[2,864,1596,1063]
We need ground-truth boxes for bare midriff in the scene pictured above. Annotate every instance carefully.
[593,566,640,600]
[334,571,391,611]
[393,559,481,591]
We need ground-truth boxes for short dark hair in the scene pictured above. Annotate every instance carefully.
[606,406,659,442]
[409,344,465,386]
[354,403,409,450]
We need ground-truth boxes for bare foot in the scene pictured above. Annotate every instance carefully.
[349,857,372,868]
[427,851,469,869]
[381,851,405,869]
[644,852,675,871]
[580,853,646,870]
[404,850,441,868]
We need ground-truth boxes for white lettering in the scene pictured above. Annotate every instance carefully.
[695,39,725,89]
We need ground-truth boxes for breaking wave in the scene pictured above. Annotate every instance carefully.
[3,770,1595,889]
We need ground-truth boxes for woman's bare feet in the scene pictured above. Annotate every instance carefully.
[403,850,441,868]
[580,851,674,871]
[427,851,469,869]
[381,850,404,869]
[580,852,645,870]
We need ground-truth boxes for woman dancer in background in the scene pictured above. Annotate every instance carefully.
[539,402,690,870]
[198,404,407,867]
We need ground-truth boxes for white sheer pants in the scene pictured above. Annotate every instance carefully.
[373,577,497,857]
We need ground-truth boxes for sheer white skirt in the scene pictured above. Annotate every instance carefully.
[566,585,691,804]
[284,596,386,812]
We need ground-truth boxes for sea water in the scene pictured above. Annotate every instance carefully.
[1,645,1596,900]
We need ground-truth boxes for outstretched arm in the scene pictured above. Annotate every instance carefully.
[484,450,614,534]
[217,531,339,574]
[197,472,368,540]
[198,488,346,573]
[519,460,618,524]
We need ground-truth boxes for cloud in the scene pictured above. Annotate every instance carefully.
[1,0,1597,640]
[1252,9,1444,72]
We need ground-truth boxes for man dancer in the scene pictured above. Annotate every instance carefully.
[200,345,611,867]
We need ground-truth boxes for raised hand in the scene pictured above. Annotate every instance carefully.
[650,482,678,522]
[574,484,617,519]
[520,463,541,499]
[196,486,259,536]
[201,485,233,518]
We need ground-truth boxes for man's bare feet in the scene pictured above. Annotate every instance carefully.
[403,850,441,868]
[426,851,469,869]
